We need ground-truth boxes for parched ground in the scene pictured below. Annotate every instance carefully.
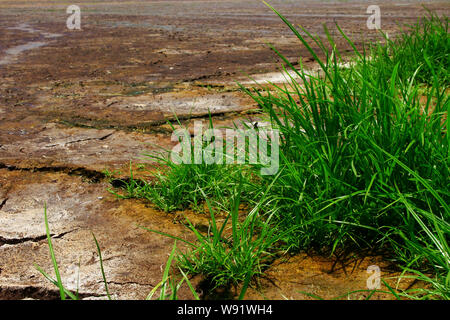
[0,0,448,299]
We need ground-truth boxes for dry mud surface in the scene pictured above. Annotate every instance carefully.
[0,0,448,299]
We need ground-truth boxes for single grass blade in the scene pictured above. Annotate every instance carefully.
[92,232,113,300]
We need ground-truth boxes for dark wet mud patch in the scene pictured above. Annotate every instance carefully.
[0,162,106,183]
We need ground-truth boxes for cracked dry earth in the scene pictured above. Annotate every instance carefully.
[0,0,448,300]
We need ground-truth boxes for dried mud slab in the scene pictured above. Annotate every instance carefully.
[44,89,257,129]
[100,90,255,119]
[0,122,174,172]
[0,169,197,300]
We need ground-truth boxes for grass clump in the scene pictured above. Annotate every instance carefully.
[109,120,261,213]
[241,5,449,256]
[141,179,284,295]
[140,159,255,213]
[107,4,448,299]
[110,160,258,213]
[240,3,448,298]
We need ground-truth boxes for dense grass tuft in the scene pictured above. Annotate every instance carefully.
[241,5,449,256]
[141,179,284,293]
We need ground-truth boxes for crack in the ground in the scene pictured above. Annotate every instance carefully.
[0,163,106,183]
[0,198,7,210]
[98,280,154,287]
[56,108,258,134]
[0,234,47,247]
[191,83,242,93]
[0,229,77,247]
[44,132,115,148]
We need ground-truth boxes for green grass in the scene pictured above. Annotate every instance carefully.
[146,241,201,300]
[109,160,259,213]
[369,9,449,86]
[109,127,261,213]
[35,205,111,300]
[241,4,449,255]
[35,204,71,300]
[244,3,448,297]
[141,178,285,294]
[106,5,449,299]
